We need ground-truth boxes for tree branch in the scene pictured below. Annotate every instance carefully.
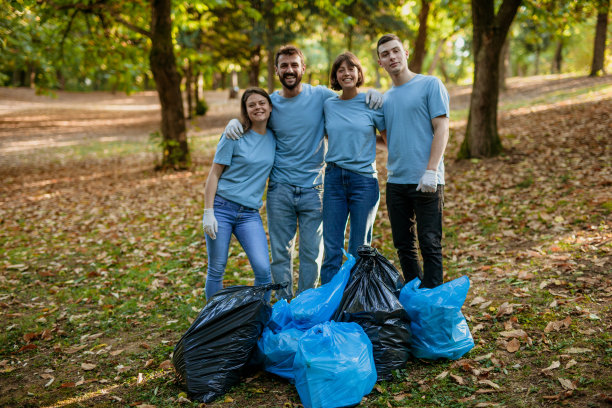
[110,12,152,38]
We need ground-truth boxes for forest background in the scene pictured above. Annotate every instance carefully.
[0,0,611,407]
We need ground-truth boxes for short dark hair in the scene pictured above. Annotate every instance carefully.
[329,52,364,91]
[377,34,402,56]
[275,44,305,67]
[240,87,272,131]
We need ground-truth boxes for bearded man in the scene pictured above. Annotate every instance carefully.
[224,44,382,300]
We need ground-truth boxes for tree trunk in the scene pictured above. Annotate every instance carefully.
[229,70,239,99]
[459,0,521,159]
[427,39,445,75]
[249,45,261,87]
[185,59,193,119]
[150,0,189,170]
[267,46,275,93]
[534,47,540,75]
[409,0,430,73]
[194,70,200,106]
[499,36,510,90]
[372,48,382,88]
[552,40,563,74]
[590,0,609,76]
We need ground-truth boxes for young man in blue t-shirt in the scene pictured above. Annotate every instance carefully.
[377,33,450,288]
[224,45,383,300]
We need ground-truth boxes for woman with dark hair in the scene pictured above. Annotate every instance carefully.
[202,87,275,300]
[320,52,385,284]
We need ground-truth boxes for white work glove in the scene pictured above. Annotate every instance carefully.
[416,170,438,193]
[224,119,244,140]
[202,209,218,239]
[365,89,384,110]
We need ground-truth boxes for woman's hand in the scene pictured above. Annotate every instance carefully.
[202,209,218,239]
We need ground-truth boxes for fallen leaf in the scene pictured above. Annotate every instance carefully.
[65,345,87,354]
[110,349,124,356]
[137,372,144,384]
[478,379,501,389]
[44,377,55,387]
[159,360,173,370]
[23,332,39,343]
[565,359,577,369]
[474,352,493,362]
[435,370,449,380]
[81,363,96,371]
[144,359,154,368]
[499,329,528,339]
[506,338,520,353]
[17,344,37,353]
[61,382,76,388]
[564,347,592,354]
[470,296,486,306]
[541,361,561,373]
[450,373,464,385]
[393,393,411,401]
[544,316,571,333]
[558,378,576,390]
[223,395,234,403]
[496,302,514,317]
[475,403,499,407]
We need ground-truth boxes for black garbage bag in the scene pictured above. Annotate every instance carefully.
[173,283,286,403]
[333,245,411,381]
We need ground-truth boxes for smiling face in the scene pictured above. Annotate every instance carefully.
[275,53,305,90]
[245,93,271,125]
[377,39,409,75]
[336,61,359,90]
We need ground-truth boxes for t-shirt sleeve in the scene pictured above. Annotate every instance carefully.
[213,133,235,166]
[428,77,450,119]
[372,108,386,132]
[318,85,338,102]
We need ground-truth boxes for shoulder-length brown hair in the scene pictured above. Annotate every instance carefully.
[240,87,272,131]
[330,52,364,91]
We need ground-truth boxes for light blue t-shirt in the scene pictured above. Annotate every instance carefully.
[213,129,276,209]
[269,84,336,187]
[383,74,449,184]
[323,93,385,177]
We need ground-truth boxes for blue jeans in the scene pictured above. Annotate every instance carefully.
[386,183,444,288]
[205,195,272,301]
[320,164,380,284]
[266,181,324,300]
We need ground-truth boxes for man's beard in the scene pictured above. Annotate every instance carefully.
[279,72,302,90]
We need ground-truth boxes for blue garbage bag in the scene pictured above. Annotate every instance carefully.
[293,321,376,408]
[268,298,294,333]
[290,253,356,330]
[257,326,305,381]
[399,276,474,360]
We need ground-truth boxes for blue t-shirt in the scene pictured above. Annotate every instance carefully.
[323,93,385,177]
[213,129,276,209]
[269,84,336,187]
[382,74,449,184]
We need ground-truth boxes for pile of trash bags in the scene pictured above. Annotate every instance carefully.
[173,246,475,407]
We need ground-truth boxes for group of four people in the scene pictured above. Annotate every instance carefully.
[202,33,450,302]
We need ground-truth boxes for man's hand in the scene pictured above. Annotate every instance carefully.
[365,89,384,110]
[224,119,244,140]
[416,170,438,193]
[202,209,218,239]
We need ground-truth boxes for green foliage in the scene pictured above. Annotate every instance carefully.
[195,98,208,116]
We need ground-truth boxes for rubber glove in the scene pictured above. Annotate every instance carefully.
[202,209,218,239]
[365,89,384,110]
[416,170,438,193]
[224,119,244,140]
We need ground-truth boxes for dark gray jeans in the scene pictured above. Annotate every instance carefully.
[386,183,444,288]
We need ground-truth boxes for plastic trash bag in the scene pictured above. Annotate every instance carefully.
[293,321,376,408]
[268,298,294,332]
[290,252,356,330]
[333,245,410,381]
[399,276,474,360]
[173,283,285,403]
[257,326,305,381]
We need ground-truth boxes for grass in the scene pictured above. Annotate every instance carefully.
[1,76,611,407]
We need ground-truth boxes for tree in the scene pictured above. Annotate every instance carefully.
[409,0,431,73]
[38,0,189,169]
[590,0,609,76]
[459,0,522,159]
